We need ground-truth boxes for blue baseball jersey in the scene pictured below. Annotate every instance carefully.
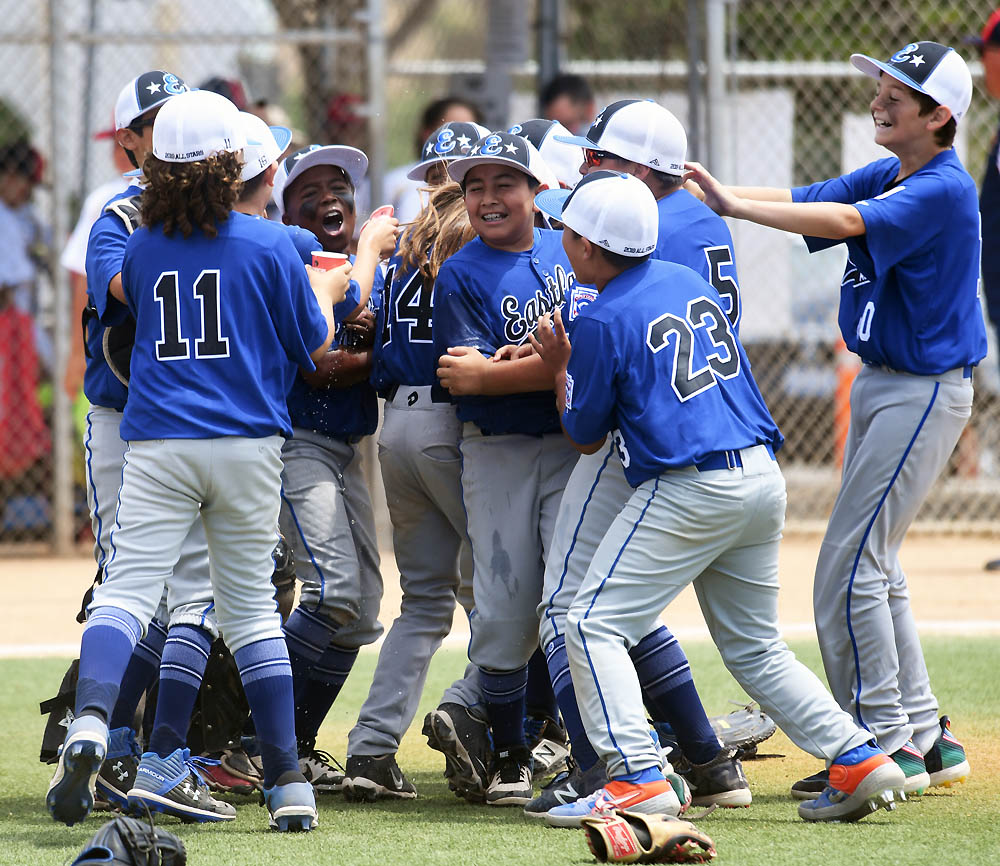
[792,150,986,375]
[562,259,782,487]
[286,263,383,439]
[83,185,143,410]
[651,189,741,331]
[284,223,322,264]
[434,228,584,436]
[120,212,328,440]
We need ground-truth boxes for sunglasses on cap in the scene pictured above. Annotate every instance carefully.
[583,148,617,168]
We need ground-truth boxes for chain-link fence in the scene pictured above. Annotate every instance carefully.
[1,0,997,549]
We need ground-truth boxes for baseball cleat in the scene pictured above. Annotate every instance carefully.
[524,760,608,819]
[545,778,682,829]
[221,746,263,788]
[525,714,570,780]
[790,769,828,800]
[95,727,141,808]
[485,746,534,806]
[47,714,109,826]
[297,741,345,793]
[890,741,930,795]
[677,747,752,808]
[127,749,236,822]
[263,773,318,832]
[924,716,970,788]
[422,702,492,803]
[342,754,417,801]
[798,742,905,822]
[198,758,258,795]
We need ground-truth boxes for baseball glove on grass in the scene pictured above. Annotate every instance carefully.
[70,815,186,866]
[582,810,716,864]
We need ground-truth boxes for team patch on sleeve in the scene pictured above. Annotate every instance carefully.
[564,371,574,411]
[569,286,598,320]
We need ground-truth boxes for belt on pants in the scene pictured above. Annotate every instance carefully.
[863,361,973,382]
[694,442,776,472]
[384,384,452,409]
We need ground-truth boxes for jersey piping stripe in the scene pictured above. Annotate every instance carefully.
[83,411,106,569]
[576,477,660,775]
[543,442,615,641]
[279,489,328,607]
[845,381,939,730]
[104,442,131,580]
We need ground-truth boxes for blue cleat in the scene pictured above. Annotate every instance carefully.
[46,715,109,826]
[263,775,318,832]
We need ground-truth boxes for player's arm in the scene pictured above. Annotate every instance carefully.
[305,262,352,363]
[64,270,88,396]
[530,310,606,454]
[684,161,865,240]
[437,347,554,395]
[301,308,374,388]
[342,216,400,319]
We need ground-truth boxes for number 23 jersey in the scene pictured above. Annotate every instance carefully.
[120,212,328,440]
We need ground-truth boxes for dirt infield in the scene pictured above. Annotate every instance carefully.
[2,532,998,655]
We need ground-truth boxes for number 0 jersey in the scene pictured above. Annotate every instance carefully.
[562,259,782,487]
[793,149,986,375]
[120,212,328,440]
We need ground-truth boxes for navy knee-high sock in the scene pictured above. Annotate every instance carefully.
[480,665,528,751]
[545,636,600,770]
[630,626,719,764]
[283,606,339,698]
[76,606,143,723]
[295,643,359,746]
[147,624,213,757]
[524,646,559,721]
[233,637,299,788]
[109,618,167,730]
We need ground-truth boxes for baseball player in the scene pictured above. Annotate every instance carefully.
[685,40,979,800]
[507,119,584,189]
[272,144,400,791]
[433,132,583,807]
[69,71,229,816]
[341,122,487,801]
[530,169,906,825]
[518,101,749,819]
[46,89,348,833]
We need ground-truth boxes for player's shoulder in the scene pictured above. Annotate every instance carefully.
[438,236,488,277]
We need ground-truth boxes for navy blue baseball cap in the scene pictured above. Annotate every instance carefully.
[407,121,490,181]
[507,119,583,188]
[447,131,555,187]
[114,71,189,131]
[850,42,973,122]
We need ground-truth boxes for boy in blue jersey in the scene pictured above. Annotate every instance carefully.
[433,132,582,806]
[530,170,906,825]
[75,71,240,818]
[47,90,347,833]
[686,40,980,798]
[271,143,401,793]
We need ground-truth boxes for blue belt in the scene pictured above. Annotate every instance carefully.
[695,442,775,472]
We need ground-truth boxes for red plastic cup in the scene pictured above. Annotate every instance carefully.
[311,251,350,270]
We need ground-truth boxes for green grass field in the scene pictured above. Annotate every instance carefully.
[3,638,998,866]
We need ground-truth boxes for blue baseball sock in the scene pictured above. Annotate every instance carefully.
[616,765,666,784]
[109,618,167,730]
[630,626,720,764]
[295,644,359,745]
[233,637,299,788]
[76,606,143,723]
[480,665,528,750]
[545,636,600,770]
[147,624,213,757]
[525,646,559,721]
[283,606,339,696]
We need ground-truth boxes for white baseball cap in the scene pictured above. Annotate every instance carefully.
[851,41,973,123]
[272,144,369,217]
[447,132,553,187]
[152,90,252,164]
[508,119,583,188]
[406,120,491,181]
[238,112,292,181]
[535,170,658,257]
[554,99,687,176]
[114,70,189,130]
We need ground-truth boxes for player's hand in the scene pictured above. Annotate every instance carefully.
[307,262,352,306]
[529,309,572,373]
[341,308,376,349]
[437,346,490,395]
[683,161,740,217]
[492,343,536,362]
[358,216,402,260]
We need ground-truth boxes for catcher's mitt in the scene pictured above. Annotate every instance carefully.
[711,703,777,757]
[70,815,186,866]
[582,810,716,864]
